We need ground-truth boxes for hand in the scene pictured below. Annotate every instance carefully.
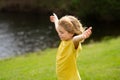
[50,13,58,23]
[81,27,92,39]
[50,15,55,23]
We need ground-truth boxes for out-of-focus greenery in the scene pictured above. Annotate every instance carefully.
[70,0,120,21]
[0,0,119,21]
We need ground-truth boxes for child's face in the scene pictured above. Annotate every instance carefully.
[57,26,74,41]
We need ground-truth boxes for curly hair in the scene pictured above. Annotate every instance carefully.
[58,15,84,35]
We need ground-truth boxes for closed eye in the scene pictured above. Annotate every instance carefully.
[59,30,64,34]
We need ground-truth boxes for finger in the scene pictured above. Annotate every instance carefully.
[89,27,92,30]
[50,17,54,22]
[53,13,58,21]
[87,30,92,36]
[88,29,92,34]
[87,28,92,34]
[85,31,91,37]
[85,29,91,34]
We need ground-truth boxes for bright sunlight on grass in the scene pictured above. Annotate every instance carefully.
[0,37,120,80]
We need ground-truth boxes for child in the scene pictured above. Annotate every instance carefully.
[50,13,92,80]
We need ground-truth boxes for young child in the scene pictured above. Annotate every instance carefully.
[50,13,92,80]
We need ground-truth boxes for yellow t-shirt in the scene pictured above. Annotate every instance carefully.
[56,40,82,80]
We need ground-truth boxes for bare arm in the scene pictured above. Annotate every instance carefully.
[50,13,59,32]
[73,27,92,48]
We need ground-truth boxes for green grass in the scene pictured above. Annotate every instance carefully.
[0,37,120,80]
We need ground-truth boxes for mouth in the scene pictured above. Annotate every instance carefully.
[59,36,64,39]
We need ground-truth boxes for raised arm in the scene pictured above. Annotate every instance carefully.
[50,13,59,32]
[73,27,92,48]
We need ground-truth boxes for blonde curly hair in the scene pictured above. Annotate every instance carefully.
[58,15,84,36]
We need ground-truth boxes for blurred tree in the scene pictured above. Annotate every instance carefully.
[69,0,120,21]
[0,0,119,21]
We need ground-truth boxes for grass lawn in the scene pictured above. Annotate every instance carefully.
[0,37,120,80]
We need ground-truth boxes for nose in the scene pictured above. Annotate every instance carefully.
[58,33,62,38]
[58,32,61,36]
[58,33,61,37]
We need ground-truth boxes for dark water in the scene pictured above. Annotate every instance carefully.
[0,12,59,59]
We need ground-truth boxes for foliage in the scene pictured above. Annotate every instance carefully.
[69,0,120,21]
[0,0,120,21]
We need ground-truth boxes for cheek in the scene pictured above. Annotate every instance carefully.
[68,33,73,37]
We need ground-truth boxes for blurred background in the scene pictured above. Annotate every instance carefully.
[0,0,120,59]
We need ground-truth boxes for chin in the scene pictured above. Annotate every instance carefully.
[60,38,66,41]
[61,38,69,41]
[60,39,65,41]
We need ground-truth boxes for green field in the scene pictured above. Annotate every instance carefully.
[0,37,120,80]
